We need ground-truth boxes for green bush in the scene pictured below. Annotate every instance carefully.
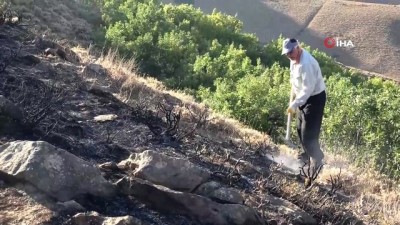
[102,0,264,89]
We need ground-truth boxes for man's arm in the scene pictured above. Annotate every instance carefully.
[289,64,316,109]
[290,87,296,102]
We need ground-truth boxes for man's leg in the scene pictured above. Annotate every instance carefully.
[297,109,309,163]
[300,91,326,165]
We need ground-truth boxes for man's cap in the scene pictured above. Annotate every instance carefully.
[281,38,299,55]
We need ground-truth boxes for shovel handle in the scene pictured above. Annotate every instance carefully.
[285,88,295,141]
[285,113,292,141]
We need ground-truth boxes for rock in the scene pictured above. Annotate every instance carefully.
[44,48,67,60]
[14,182,55,207]
[70,211,145,225]
[195,181,222,194]
[18,54,41,66]
[0,96,25,135]
[118,150,211,192]
[44,48,57,57]
[71,211,103,225]
[34,37,58,50]
[34,61,56,75]
[116,177,262,225]
[267,220,279,225]
[89,87,116,99]
[0,95,24,122]
[0,141,116,201]
[98,161,119,171]
[264,195,317,225]
[211,187,244,204]
[56,200,85,213]
[195,181,244,204]
[83,63,108,77]
[103,216,145,225]
[94,114,118,122]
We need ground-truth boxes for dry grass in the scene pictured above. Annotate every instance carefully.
[273,138,400,224]
[73,46,271,146]
[279,142,399,224]
[316,153,400,224]
[267,147,400,224]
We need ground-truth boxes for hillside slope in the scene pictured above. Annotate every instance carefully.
[168,0,400,81]
[0,22,346,225]
[0,1,399,224]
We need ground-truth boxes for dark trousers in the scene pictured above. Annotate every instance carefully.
[297,91,326,162]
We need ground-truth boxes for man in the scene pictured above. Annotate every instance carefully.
[282,38,326,168]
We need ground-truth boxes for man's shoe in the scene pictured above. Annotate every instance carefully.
[310,158,324,171]
[297,152,310,164]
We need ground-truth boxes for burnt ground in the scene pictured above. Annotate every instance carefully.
[0,23,201,225]
[0,23,365,225]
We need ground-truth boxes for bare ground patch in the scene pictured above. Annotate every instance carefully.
[0,186,54,225]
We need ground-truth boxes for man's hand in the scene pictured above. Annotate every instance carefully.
[287,106,296,115]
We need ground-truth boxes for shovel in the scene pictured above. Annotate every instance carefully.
[284,88,297,149]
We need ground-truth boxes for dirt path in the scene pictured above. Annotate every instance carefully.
[295,0,329,37]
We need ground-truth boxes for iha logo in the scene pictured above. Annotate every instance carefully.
[324,37,354,48]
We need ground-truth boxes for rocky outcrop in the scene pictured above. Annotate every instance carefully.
[118,150,211,192]
[194,181,244,204]
[0,141,116,201]
[264,195,317,225]
[116,177,263,225]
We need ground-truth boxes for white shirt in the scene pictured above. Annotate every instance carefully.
[289,49,326,109]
